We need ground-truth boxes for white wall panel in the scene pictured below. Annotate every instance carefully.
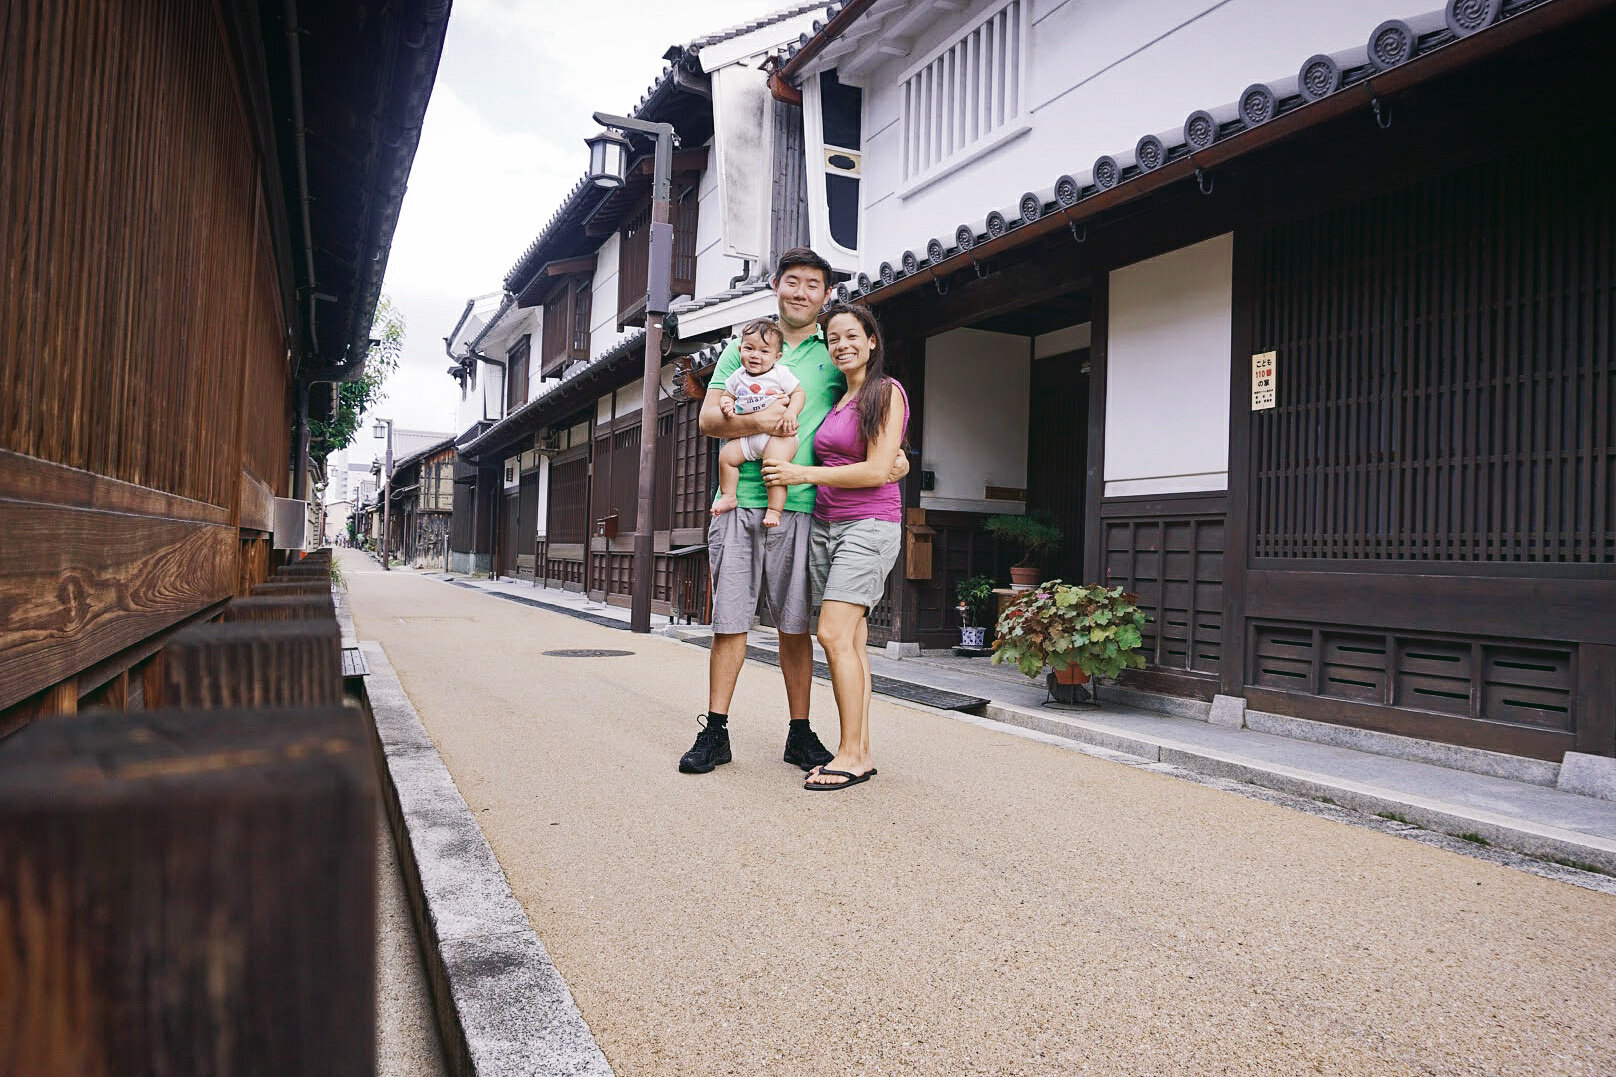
[1104,233,1232,495]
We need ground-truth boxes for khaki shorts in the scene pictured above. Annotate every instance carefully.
[708,508,812,635]
[810,519,902,611]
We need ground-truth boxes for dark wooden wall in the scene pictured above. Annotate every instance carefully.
[1,0,292,716]
[1234,128,1616,758]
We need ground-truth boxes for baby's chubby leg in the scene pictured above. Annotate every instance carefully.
[760,435,798,528]
[711,438,747,517]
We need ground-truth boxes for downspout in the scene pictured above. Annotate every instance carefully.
[283,0,320,361]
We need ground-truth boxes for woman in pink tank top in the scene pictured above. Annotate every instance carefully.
[762,303,909,791]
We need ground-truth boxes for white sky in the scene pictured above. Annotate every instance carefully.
[357,0,797,449]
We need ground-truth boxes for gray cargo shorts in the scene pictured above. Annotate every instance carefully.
[708,508,812,635]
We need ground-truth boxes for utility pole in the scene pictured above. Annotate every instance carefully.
[375,418,394,570]
[588,112,675,634]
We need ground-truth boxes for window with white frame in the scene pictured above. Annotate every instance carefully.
[900,0,1028,185]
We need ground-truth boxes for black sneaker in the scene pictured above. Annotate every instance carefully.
[782,724,834,772]
[678,716,732,774]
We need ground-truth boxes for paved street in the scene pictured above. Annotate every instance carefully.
[344,553,1616,1076]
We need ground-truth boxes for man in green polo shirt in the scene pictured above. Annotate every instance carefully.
[678,248,906,775]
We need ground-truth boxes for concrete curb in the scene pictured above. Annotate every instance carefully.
[982,700,1616,876]
[361,640,615,1077]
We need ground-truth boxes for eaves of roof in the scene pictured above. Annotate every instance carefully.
[458,330,649,460]
[773,0,861,79]
[687,1,836,53]
[389,436,457,474]
[819,0,1585,310]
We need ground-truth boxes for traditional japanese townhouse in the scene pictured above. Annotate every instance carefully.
[386,437,457,568]
[0,1,446,721]
[447,3,830,618]
[767,0,1616,763]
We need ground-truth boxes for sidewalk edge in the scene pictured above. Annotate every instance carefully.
[360,640,616,1077]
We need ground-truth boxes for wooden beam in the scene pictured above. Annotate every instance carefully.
[0,705,376,1073]
[0,505,237,711]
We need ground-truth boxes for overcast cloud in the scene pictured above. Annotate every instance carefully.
[361,0,794,443]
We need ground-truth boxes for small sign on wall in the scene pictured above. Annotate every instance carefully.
[1251,351,1277,410]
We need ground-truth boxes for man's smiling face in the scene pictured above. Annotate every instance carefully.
[774,265,828,333]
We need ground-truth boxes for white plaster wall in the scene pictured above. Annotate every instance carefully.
[838,0,1416,265]
[691,141,747,299]
[589,233,631,360]
[920,327,1031,513]
[1034,322,1089,359]
[1104,233,1232,496]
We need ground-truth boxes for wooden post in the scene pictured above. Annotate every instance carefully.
[222,594,335,622]
[0,706,377,1074]
[157,621,343,709]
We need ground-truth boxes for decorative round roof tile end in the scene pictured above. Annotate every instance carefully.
[1018,192,1043,222]
[951,227,973,253]
[1092,155,1121,190]
[879,261,896,285]
[1054,174,1081,206]
[901,250,919,275]
[1183,111,1218,152]
[1238,83,1278,127]
[985,210,1008,238]
[1369,19,1415,70]
[1134,134,1165,172]
[1445,0,1502,36]
[1299,54,1342,101]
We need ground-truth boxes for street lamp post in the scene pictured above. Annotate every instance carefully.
[374,418,394,571]
[587,112,675,634]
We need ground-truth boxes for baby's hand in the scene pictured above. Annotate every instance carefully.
[719,397,736,418]
[778,414,798,436]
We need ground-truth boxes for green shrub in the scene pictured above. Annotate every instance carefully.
[992,580,1147,681]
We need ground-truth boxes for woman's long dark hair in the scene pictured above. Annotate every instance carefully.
[819,302,898,445]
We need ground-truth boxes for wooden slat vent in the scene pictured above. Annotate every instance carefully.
[1249,621,1575,731]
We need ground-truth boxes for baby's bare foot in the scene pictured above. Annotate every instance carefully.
[762,508,782,528]
[711,494,738,517]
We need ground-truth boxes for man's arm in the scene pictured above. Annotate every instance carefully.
[699,387,790,439]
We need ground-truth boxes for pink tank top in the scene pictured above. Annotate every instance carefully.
[811,379,909,523]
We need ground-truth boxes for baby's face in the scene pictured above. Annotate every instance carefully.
[739,334,782,375]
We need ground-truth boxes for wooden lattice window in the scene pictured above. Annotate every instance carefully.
[672,398,710,529]
[541,276,592,377]
[546,452,589,542]
[1251,140,1616,563]
[506,335,530,411]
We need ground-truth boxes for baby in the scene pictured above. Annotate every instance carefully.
[710,318,804,528]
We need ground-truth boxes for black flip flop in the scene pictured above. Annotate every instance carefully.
[804,767,876,791]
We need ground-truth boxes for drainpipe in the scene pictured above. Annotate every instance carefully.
[283,0,320,361]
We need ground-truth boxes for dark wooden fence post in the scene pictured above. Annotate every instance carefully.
[0,705,376,1074]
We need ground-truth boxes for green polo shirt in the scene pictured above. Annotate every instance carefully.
[712,329,844,514]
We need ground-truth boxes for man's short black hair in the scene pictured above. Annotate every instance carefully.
[774,247,832,289]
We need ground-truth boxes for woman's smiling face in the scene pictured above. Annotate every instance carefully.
[825,313,873,375]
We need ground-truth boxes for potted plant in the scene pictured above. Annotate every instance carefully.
[992,581,1148,702]
[954,574,996,649]
[982,514,1062,589]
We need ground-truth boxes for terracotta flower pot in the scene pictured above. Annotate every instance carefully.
[1052,665,1090,685]
[1047,664,1091,704]
[1009,565,1041,590]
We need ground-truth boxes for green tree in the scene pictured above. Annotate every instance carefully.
[309,295,405,466]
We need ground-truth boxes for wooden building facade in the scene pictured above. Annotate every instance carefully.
[0,0,446,725]
[772,0,1616,760]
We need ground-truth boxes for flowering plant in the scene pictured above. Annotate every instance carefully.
[991,580,1147,681]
